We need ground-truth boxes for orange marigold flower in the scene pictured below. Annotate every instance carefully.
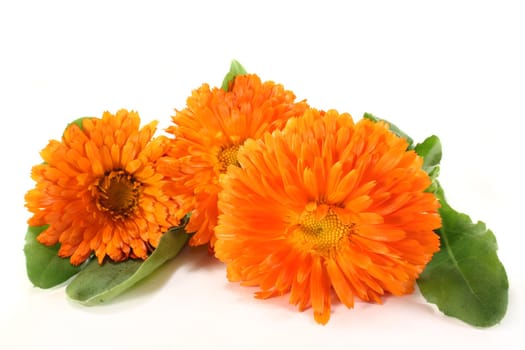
[214,109,441,324]
[25,109,181,265]
[158,74,309,248]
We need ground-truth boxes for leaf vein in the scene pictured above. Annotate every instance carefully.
[440,226,483,304]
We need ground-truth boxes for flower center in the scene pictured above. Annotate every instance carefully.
[95,169,141,220]
[218,145,240,173]
[299,209,352,253]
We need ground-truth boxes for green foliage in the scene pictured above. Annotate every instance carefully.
[414,135,442,192]
[24,225,82,288]
[417,185,509,327]
[366,113,509,327]
[68,117,87,130]
[66,225,190,305]
[221,59,248,91]
[414,135,442,174]
[363,112,414,149]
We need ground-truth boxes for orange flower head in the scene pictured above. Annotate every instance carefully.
[158,74,309,247]
[214,109,441,324]
[25,109,181,265]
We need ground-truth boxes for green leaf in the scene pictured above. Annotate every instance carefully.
[66,224,190,305]
[414,135,442,192]
[414,135,442,174]
[365,113,508,326]
[221,59,248,91]
[65,117,97,132]
[417,184,509,327]
[24,225,83,288]
[363,112,414,149]
[68,117,87,130]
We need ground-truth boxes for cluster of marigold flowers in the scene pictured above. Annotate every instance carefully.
[25,73,441,324]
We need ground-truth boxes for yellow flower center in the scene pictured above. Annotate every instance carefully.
[218,145,240,173]
[299,209,352,253]
[95,169,141,220]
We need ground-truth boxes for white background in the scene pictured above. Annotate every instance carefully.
[1,1,523,349]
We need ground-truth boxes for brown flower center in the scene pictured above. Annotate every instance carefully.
[218,145,240,173]
[95,169,141,219]
[299,209,352,253]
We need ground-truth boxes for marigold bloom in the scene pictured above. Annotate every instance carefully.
[158,74,308,247]
[25,109,181,265]
[214,109,441,324]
